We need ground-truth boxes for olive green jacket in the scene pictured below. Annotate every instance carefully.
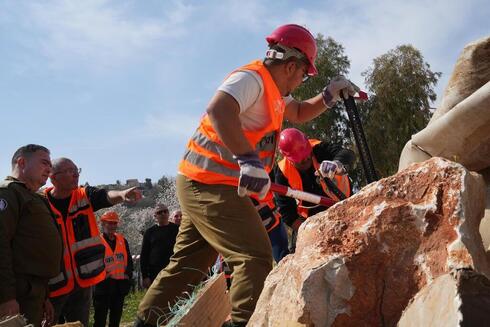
[0,177,62,303]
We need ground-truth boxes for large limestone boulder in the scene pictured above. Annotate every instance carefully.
[429,36,490,124]
[397,35,490,260]
[398,269,490,327]
[407,81,490,172]
[399,36,490,172]
[249,158,488,327]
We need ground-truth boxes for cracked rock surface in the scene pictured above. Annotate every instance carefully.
[248,157,488,327]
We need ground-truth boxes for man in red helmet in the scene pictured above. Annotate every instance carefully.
[136,24,356,327]
[275,128,355,251]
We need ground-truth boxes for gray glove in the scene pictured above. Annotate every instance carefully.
[322,76,356,107]
[234,152,270,200]
[318,160,346,179]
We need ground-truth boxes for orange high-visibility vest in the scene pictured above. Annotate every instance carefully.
[178,60,285,186]
[45,187,106,297]
[101,233,129,280]
[254,192,281,232]
[278,139,351,219]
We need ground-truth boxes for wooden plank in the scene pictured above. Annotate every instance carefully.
[0,315,31,327]
[176,273,231,327]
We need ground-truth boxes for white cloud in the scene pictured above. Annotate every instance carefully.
[26,0,195,70]
[288,0,488,104]
[142,111,200,139]
[211,0,268,31]
[1,0,488,185]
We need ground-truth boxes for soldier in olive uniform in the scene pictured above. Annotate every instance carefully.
[0,144,62,327]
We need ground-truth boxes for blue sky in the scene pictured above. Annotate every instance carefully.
[1,0,488,186]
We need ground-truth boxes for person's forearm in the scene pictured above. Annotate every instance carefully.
[0,216,16,302]
[280,207,300,227]
[0,275,15,304]
[207,91,254,156]
[106,190,124,205]
[140,263,148,278]
[140,251,149,277]
[0,254,16,302]
[126,241,133,278]
[275,196,300,227]
[285,94,327,123]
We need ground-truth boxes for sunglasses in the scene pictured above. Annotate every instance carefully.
[155,209,169,215]
[295,61,310,83]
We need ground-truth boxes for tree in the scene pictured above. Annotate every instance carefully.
[157,175,172,189]
[288,35,369,187]
[361,45,441,177]
[290,35,351,146]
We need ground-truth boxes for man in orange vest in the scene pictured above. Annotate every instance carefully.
[93,211,133,327]
[275,128,355,250]
[44,157,141,327]
[136,24,356,327]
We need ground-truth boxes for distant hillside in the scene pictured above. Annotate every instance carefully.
[95,175,179,255]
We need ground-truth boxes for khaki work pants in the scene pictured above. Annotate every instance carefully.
[137,175,273,325]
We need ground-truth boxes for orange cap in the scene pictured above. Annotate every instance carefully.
[100,211,120,223]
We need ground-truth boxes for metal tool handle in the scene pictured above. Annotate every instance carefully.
[343,95,379,184]
[270,183,336,207]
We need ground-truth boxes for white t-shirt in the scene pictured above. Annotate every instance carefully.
[217,70,293,131]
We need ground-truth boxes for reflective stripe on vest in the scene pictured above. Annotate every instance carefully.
[178,60,285,186]
[102,233,129,280]
[278,140,351,219]
[45,187,106,297]
[70,235,104,253]
[48,270,72,286]
[80,258,105,275]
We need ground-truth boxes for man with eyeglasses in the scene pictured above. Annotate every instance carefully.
[136,24,356,327]
[139,204,179,288]
[43,157,142,327]
[0,144,62,326]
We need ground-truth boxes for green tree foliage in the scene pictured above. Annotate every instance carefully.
[289,35,351,147]
[288,35,369,186]
[291,38,440,188]
[361,45,441,177]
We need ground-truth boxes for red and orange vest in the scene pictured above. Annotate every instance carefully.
[45,187,106,297]
[178,60,285,186]
[255,192,281,232]
[101,233,129,280]
[278,139,351,219]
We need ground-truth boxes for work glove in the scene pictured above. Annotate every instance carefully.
[317,160,346,179]
[234,152,271,200]
[322,76,357,108]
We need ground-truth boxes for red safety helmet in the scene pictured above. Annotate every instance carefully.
[100,211,120,223]
[278,128,312,163]
[266,24,318,76]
